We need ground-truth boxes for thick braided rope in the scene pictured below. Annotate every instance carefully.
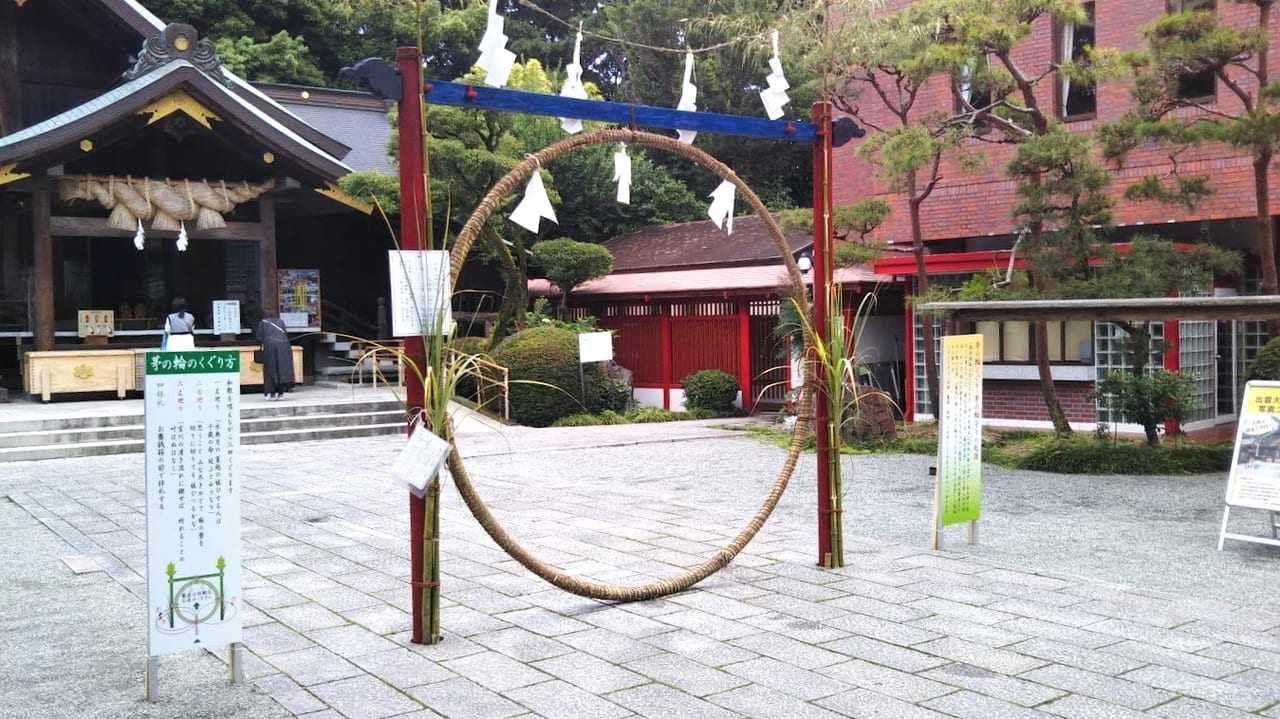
[446,127,817,601]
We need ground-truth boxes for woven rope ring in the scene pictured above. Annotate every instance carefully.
[447,127,817,601]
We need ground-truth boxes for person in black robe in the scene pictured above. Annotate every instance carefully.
[255,312,295,399]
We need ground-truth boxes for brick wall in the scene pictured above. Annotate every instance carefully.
[984,380,1097,424]
[836,1,1280,245]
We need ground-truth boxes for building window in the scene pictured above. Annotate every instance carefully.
[955,56,992,115]
[1058,2,1096,119]
[1169,0,1216,100]
[975,320,1092,363]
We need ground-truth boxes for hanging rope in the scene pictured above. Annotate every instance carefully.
[58,174,275,232]
[446,127,818,601]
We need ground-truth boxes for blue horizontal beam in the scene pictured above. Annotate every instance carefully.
[422,80,817,144]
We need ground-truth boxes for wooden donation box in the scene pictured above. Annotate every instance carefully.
[24,346,303,401]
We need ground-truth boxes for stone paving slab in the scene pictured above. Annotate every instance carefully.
[6,422,1280,718]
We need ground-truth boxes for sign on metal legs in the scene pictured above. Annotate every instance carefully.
[143,350,244,701]
[1219,380,1280,550]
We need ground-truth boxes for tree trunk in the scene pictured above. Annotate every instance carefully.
[479,226,524,348]
[1034,322,1071,434]
[907,177,940,421]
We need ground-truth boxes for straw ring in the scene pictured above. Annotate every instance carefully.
[447,127,817,601]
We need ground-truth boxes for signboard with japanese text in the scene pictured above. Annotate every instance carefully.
[144,350,242,658]
[388,250,452,337]
[78,309,115,338]
[211,300,241,335]
[1225,381,1280,512]
[277,269,321,330]
[936,334,983,528]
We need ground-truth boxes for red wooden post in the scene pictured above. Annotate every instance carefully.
[660,302,672,410]
[396,46,429,645]
[811,102,833,566]
[738,299,752,412]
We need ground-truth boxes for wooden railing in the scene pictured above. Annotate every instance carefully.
[447,347,510,421]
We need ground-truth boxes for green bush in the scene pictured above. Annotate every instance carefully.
[631,407,683,423]
[492,326,608,427]
[680,369,739,413]
[1008,436,1231,474]
[1247,335,1280,382]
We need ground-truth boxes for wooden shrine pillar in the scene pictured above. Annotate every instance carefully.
[32,183,53,350]
[1,192,19,300]
[259,198,277,316]
[0,1,20,138]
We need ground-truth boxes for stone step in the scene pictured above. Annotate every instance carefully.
[0,399,408,462]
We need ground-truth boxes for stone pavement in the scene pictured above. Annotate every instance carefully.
[5,408,1280,718]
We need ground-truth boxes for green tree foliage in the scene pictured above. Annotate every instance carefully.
[1246,335,1280,382]
[215,31,327,85]
[1094,370,1200,447]
[531,237,614,315]
[337,169,399,213]
[1100,1,1280,306]
[784,0,990,422]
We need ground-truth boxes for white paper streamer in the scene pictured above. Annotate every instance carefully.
[613,143,632,205]
[558,26,588,134]
[176,221,189,252]
[133,218,146,251]
[675,51,698,144]
[475,2,516,87]
[707,180,735,234]
[509,172,558,232]
[759,30,791,120]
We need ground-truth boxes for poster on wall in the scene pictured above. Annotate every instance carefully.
[211,300,241,335]
[277,269,321,330]
[934,334,983,549]
[1219,381,1280,549]
[78,309,115,338]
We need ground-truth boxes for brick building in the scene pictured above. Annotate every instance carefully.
[842,0,1271,433]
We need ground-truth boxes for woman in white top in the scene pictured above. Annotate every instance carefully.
[164,297,196,351]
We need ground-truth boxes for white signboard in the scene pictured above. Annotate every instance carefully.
[1219,381,1280,549]
[389,250,452,337]
[144,350,242,663]
[211,300,241,335]
[578,331,613,363]
[390,418,453,496]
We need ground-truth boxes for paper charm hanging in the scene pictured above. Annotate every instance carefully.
[759,30,791,120]
[509,171,558,233]
[133,218,146,251]
[176,221,189,252]
[675,51,698,144]
[707,180,735,234]
[475,0,517,88]
[558,25,588,134]
[613,143,632,205]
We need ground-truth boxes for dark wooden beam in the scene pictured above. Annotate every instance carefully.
[260,198,277,316]
[920,296,1280,323]
[49,216,266,241]
[32,185,53,350]
[0,1,18,137]
[1,193,18,299]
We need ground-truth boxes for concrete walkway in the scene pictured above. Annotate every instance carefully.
[4,410,1280,718]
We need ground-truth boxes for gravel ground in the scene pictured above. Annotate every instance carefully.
[458,430,1280,614]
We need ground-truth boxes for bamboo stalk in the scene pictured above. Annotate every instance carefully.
[423,473,442,643]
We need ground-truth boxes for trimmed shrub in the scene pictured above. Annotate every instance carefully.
[680,369,739,413]
[1009,436,1231,474]
[491,326,607,427]
[1247,335,1280,382]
